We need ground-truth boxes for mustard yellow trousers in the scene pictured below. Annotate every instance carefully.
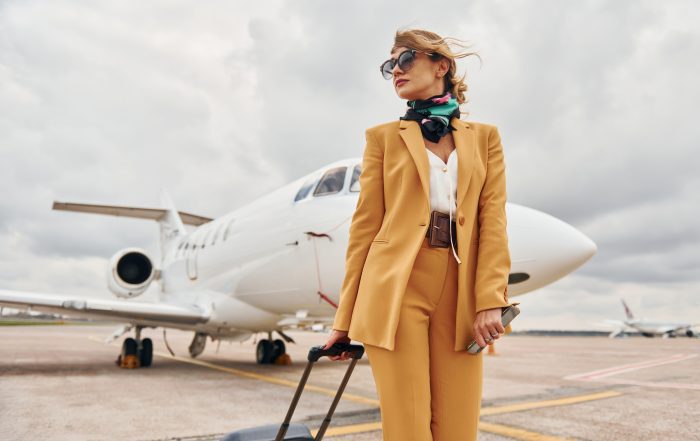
[364,236,483,441]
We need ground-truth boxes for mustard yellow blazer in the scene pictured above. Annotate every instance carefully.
[332,117,514,351]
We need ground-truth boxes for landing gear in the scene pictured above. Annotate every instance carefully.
[255,332,289,364]
[189,332,208,358]
[115,326,153,368]
[256,339,275,364]
[140,338,153,367]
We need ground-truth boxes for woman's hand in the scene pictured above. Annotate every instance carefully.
[473,307,505,348]
[323,329,352,361]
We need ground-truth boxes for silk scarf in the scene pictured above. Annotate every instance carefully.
[400,91,460,143]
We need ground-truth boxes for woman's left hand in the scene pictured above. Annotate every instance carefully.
[473,307,505,348]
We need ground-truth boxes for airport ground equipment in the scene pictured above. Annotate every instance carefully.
[220,342,365,441]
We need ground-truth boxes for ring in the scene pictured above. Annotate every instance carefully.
[490,332,499,337]
[485,337,493,343]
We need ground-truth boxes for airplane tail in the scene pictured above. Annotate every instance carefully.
[157,189,187,255]
[52,188,213,260]
[621,298,635,320]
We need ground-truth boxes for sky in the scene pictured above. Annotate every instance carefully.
[1,0,698,330]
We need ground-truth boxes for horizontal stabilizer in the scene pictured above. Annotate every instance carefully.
[52,201,212,226]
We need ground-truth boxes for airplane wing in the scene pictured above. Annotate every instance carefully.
[0,289,209,325]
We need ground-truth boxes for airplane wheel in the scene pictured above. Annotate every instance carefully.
[272,339,286,360]
[256,339,275,364]
[122,338,138,356]
[119,338,139,369]
[140,338,153,367]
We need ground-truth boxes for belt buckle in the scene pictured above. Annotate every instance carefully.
[427,211,454,248]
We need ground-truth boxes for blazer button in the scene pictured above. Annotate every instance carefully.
[458,216,465,225]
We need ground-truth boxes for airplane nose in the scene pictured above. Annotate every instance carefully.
[508,203,598,286]
[566,224,598,268]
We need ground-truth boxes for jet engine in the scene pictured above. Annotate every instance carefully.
[107,248,156,298]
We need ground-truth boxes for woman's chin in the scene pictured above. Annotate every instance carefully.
[396,88,418,101]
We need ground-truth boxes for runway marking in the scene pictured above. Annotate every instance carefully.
[153,350,382,406]
[480,390,622,415]
[88,336,620,440]
[86,336,379,406]
[476,422,576,441]
[583,377,700,390]
[564,353,700,390]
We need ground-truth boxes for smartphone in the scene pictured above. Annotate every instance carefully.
[467,303,520,354]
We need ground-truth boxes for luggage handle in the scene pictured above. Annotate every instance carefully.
[308,342,365,362]
[275,342,365,441]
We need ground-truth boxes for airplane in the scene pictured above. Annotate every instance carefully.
[0,157,597,367]
[601,298,699,339]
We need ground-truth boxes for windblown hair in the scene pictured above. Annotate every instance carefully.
[392,28,480,106]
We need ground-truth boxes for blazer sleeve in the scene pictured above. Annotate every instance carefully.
[332,129,385,331]
[474,125,512,315]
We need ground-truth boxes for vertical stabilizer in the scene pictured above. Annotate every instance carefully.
[158,188,186,257]
[621,298,635,320]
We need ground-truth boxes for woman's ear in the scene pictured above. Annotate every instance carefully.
[436,58,450,78]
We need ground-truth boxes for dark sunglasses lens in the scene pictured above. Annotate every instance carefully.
[380,60,394,79]
[398,50,415,71]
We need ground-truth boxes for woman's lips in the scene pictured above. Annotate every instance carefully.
[395,79,408,87]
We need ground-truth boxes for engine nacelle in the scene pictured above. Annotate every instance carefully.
[107,248,156,299]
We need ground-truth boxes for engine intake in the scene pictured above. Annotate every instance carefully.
[108,248,156,298]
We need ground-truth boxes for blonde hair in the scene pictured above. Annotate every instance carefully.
[392,28,480,106]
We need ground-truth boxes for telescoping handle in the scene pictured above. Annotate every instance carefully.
[308,342,365,362]
[275,343,365,441]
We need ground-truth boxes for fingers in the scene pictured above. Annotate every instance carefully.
[474,310,505,348]
[328,351,350,361]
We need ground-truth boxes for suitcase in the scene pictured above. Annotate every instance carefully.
[220,342,365,441]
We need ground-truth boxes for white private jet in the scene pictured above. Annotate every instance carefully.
[602,298,699,338]
[0,157,597,366]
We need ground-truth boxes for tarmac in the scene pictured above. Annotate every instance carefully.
[1,324,698,441]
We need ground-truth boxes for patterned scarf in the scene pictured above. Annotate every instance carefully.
[400,91,460,143]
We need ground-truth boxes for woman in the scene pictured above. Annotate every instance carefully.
[323,28,514,441]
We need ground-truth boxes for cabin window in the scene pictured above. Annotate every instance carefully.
[313,167,347,197]
[349,164,361,192]
[295,176,317,202]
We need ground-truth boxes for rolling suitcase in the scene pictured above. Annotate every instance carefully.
[220,342,365,441]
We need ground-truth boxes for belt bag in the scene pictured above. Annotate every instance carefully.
[426,210,457,248]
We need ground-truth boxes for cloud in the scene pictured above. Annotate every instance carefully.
[1,0,698,329]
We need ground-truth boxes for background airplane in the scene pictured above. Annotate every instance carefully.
[0,157,597,367]
[599,298,699,339]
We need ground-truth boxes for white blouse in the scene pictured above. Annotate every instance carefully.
[426,148,461,263]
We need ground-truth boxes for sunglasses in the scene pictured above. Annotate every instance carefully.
[380,49,438,80]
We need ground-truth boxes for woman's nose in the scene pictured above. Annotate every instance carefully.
[392,62,403,78]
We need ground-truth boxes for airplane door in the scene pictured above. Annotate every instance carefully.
[306,215,350,306]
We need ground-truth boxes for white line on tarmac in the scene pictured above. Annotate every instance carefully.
[564,353,699,390]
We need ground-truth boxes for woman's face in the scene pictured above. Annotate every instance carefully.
[389,46,448,101]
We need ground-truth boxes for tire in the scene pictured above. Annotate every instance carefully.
[140,338,153,367]
[272,338,286,359]
[122,337,138,357]
[256,339,275,364]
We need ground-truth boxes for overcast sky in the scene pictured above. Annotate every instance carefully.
[1,0,698,330]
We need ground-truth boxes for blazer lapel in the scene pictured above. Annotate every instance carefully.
[399,119,431,206]
[398,117,475,212]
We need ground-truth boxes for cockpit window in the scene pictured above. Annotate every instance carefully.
[349,164,361,192]
[313,166,347,197]
[294,176,316,202]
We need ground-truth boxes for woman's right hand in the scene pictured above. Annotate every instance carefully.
[323,329,352,361]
